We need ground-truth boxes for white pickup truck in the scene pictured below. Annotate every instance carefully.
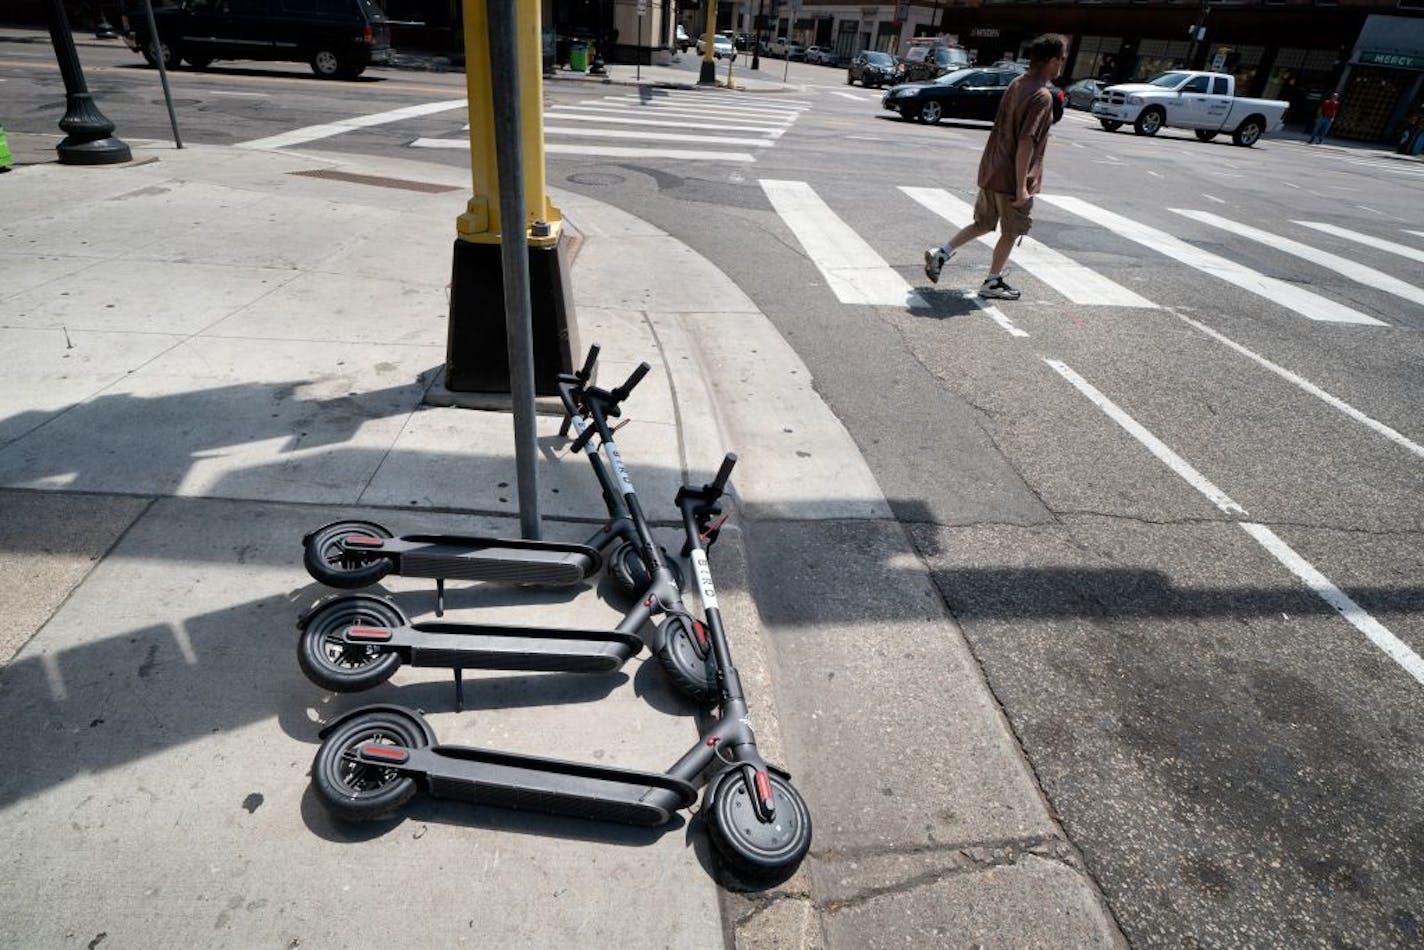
[1091,70,1288,147]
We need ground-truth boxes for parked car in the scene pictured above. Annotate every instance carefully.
[1092,70,1288,146]
[676,24,691,53]
[1064,77,1104,111]
[847,50,896,88]
[804,45,834,66]
[696,33,737,60]
[120,0,390,79]
[883,66,1064,125]
[768,37,805,60]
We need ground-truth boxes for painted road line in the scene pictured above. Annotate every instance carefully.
[587,99,796,123]
[1240,523,1424,686]
[1294,222,1424,265]
[236,99,466,148]
[901,187,1158,308]
[1046,358,1424,687]
[211,90,270,98]
[1044,360,1247,516]
[1174,312,1424,460]
[1203,194,1226,204]
[970,295,1028,338]
[1041,194,1387,326]
[1172,209,1424,309]
[1406,230,1424,240]
[660,91,814,108]
[761,179,929,308]
[544,127,775,147]
[547,105,786,130]
[546,144,756,161]
[601,95,805,117]
[544,111,783,136]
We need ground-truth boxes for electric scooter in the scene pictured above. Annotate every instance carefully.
[310,455,812,881]
[296,360,697,708]
[300,344,678,602]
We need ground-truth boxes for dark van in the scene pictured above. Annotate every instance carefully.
[121,0,392,79]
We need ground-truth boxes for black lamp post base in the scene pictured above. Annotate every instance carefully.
[698,59,716,84]
[58,135,132,164]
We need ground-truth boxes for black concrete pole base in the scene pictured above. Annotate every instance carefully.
[699,59,716,84]
[444,234,580,396]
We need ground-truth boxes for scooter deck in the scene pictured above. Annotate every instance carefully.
[344,622,642,673]
[364,744,697,826]
[342,534,598,586]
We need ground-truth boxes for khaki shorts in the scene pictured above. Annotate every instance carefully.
[972,189,1033,238]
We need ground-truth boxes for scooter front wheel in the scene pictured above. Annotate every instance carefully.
[312,709,427,821]
[654,614,718,703]
[705,769,812,882]
[303,520,394,589]
[298,595,405,692]
[609,540,685,599]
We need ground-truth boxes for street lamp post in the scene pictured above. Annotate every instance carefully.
[46,0,130,165]
[751,0,762,69]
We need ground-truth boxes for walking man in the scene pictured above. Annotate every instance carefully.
[1308,93,1340,144]
[923,33,1066,300]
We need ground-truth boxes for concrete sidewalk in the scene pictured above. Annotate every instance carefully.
[0,132,1121,947]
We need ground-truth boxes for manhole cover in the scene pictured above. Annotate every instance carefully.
[566,172,625,186]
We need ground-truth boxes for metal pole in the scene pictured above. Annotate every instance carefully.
[637,10,643,81]
[141,0,183,148]
[486,0,540,539]
[45,0,131,164]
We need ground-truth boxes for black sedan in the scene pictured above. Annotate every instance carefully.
[881,67,1023,124]
[847,50,896,88]
[882,66,1065,124]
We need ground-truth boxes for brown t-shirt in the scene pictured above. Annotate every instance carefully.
[977,74,1054,197]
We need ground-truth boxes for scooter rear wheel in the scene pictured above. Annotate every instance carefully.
[298,595,405,692]
[303,520,394,589]
[654,614,718,703]
[609,540,685,599]
[313,709,427,821]
[705,769,812,882]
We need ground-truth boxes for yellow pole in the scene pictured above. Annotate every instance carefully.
[698,0,718,84]
[457,0,560,249]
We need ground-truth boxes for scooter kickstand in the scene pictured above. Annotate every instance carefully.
[454,667,465,713]
[436,578,445,618]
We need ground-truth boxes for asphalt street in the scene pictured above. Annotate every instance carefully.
[6,38,1424,945]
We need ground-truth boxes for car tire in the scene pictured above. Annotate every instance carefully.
[846,73,854,85]
[185,55,212,69]
[1133,107,1164,136]
[310,49,345,79]
[918,101,943,124]
[143,40,179,70]
[1232,118,1264,147]
[899,107,916,121]
[1099,119,1123,132]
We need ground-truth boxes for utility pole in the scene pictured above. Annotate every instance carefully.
[699,0,718,84]
[1185,0,1210,70]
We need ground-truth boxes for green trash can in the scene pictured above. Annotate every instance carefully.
[0,126,11,173]
[569,41,588,72]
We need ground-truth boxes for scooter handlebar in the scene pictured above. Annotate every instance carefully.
[577,343,600,382]
[610,362,650,403]
[708,453,737,498]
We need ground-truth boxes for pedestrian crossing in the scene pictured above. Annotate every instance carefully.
[758,180,1424,328]
[408,88,812,164]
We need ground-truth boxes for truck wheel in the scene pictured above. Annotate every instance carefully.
[1099,119,1122,132]
[1232,118,1264,147]
[1194,130,1218,142]
[1133,108,1164,136]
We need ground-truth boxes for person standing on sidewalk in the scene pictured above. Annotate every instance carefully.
[1308,93,1340,144]
[923,33,1066,300]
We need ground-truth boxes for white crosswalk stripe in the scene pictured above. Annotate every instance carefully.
[756,180,1414,330]
[403,88,810,163]
[1173,209,1424,309]
[1039,194,1388,326]
[760,180,928,308]
[1294,222,1424,264]
[899,186,1158,309]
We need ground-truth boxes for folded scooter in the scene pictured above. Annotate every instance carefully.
[310,455,812,881]
[300,344,678,604]
[296,360,698,709]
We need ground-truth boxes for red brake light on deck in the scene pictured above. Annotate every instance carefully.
[344,536,385,548]
[359,744,409,763]
[346,626,394,642]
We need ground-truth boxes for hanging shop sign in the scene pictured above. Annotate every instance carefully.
[1360,50,1424,70]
